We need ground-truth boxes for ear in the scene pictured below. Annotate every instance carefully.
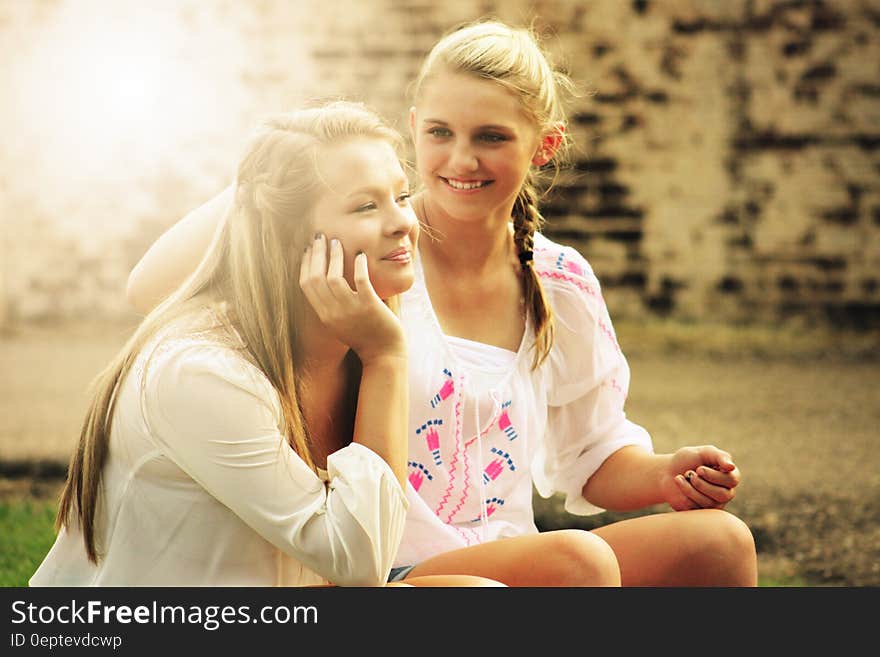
[531,123,565,167]
[408,106,417,139]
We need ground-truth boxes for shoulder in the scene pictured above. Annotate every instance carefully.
[140,321,278,413]
[532,232,605,307]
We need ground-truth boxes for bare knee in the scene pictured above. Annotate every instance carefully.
[402,574,507,587]
[692,510,757,586]
[545,530,621,587]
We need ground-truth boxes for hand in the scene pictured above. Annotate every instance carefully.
[299,234,405,363]
[661,445,741,511]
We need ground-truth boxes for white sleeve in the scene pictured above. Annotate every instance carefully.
[532,252,653,516]
[142,342,408,586]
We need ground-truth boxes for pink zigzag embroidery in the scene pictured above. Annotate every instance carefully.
[537,269,599,299]
[607,377,627,400]
[598,318,622,354]
[453,525,481,547]
[445,403,501,524]
[434,375,464,519]
[537,270,622,354]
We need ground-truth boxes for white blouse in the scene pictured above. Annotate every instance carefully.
[395,232,653,566]
[30,311,408,587]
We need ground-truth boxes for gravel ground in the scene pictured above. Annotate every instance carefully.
[2,319,878,586]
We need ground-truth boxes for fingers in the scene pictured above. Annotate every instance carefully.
[675,470,735,509]
[308,234,328,283]
[301,234,352,318]
[695,464,741,489]
[326,237,344,281]
[353,250,379,300]
[697,445,736,472]
[325,238,358,298]
[674,474,711,509]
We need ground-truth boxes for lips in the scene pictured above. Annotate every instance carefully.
[382,246,412,263]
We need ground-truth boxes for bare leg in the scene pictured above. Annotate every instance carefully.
[592,509,757,586]
[397,575,506,587]
[403,529,621,587]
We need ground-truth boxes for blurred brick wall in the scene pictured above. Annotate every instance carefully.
[2,0,878,327]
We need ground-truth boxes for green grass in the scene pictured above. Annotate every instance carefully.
[0,500,58,586]
[759,576,811,587]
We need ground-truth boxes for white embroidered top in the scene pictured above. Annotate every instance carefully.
[395,232,653,566]
[30,310,408,587]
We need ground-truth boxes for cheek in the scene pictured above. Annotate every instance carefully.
[415,139,443,172]
[490,151,531,187]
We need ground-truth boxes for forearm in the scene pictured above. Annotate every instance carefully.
[352,354,409,487]
[582,445,673,511]
[126,185,234,314]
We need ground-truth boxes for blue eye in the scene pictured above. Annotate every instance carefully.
[428,127,451,138]
[480,133,506,143]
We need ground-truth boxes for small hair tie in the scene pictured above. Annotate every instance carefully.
[518,250,534,267]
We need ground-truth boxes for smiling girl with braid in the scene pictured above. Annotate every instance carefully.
[126,21,757,587]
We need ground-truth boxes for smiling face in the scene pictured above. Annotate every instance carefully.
[309,137,418,299]
[411,69,543,224]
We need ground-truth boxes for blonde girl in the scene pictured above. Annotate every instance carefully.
[31,100,498,587]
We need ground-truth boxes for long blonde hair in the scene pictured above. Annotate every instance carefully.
[56,100,404,563]
[411,20,575,369]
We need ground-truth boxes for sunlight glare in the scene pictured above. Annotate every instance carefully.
[10,2,243,198]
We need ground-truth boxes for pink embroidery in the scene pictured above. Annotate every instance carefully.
[537,269,599,299]
[608,377,627,400]
[565,260,584,277]
[446,451,473,524]
[446,403,502,525]
[469,497,504,522]
[430,369,455,408]
[482,447,516,484]
[598,318,622,354]
[416,419,443,465]
[408,471,424,491]
[453,525,481,546]
[434,375,464,519]
[536,269,622,354]
[408,461,433,492]
[482,459,505,484]
[554,251,585,277]
[498,400,518,441]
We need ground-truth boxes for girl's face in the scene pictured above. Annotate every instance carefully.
[310,138,418,299]
[410,69,543,223]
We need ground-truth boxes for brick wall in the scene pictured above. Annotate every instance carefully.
[2,0,878,327]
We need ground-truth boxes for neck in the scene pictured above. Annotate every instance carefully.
[415,193,515,275]
[298,305,351,374]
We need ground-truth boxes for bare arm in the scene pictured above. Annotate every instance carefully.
[126,185,234,314]
[353,354,408,486]
[582,446,671,511]
[583,444,741,512]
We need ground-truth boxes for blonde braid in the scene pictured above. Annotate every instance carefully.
[513,179,554,370]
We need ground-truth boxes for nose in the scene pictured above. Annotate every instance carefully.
[385,200,417,239]
[449,137,478,174]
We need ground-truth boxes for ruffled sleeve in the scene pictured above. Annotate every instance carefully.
[531,239,653,516]
[142,340,408,586]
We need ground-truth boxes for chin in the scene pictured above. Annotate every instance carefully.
[373,270,415,300]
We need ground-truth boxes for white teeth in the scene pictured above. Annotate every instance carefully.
[445,178,486,190]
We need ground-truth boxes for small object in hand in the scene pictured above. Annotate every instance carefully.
[685,471,694,482]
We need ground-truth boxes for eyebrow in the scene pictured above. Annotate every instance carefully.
[423,118,514,132]
[345,178,409,199]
